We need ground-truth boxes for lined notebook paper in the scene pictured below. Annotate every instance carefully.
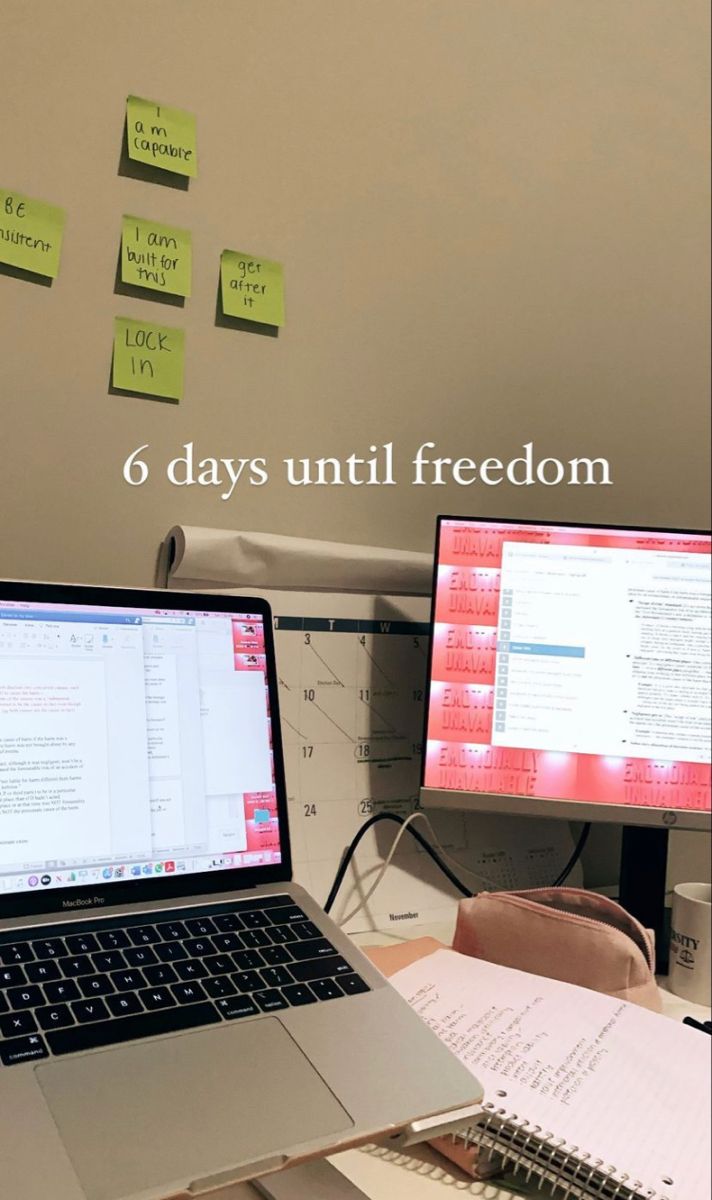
[391,950,711,1200]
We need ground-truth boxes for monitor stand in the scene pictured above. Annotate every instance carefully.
[255,1158,369,1199]
[618,825,669,974]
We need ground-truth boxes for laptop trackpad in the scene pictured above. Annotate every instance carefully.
[35,1019,353,1200]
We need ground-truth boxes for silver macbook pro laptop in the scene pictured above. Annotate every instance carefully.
[0,580,483,1200]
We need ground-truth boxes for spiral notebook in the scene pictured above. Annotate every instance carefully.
[390,949,711,1200]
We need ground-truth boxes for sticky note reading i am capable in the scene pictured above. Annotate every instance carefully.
[0,188,66,278]
[126,96,197,177]
[112,317,184,401]
[220,250,285,326]
[121,215,192,296]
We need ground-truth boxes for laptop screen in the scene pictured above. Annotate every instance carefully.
[0,596,283,899]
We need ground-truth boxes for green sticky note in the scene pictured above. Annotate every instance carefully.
[121,215,192,297]
[220,250,285,326]
[0,188,66,277]
[113,316,184,401]
[126,95,197,178]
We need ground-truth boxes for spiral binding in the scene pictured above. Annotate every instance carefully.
[453,1103,671,1200]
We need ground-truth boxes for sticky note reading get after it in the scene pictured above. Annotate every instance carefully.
[0,188,66,277]
[220,250,285,326]
[113,316,184,401]
[126,95,197,178]
[121,215,192,296]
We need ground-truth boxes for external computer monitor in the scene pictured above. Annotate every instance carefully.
[420,517,710,959]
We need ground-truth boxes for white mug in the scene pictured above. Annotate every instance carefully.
[668,882,711,1007]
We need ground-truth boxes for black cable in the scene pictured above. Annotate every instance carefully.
[323,811,473,913]
[324,813,592,915]
[551,822,591,887]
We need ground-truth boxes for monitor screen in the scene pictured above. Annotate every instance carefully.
[422,518,711,829]
[0,597,282,897]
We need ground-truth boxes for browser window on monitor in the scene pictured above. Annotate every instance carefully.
[422,519,711,827]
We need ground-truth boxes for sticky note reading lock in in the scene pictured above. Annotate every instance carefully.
[220,250,285,327]
[0,188,66,277]
[126,95,197,178]
[113,316,185,401]
[121,215,192,297]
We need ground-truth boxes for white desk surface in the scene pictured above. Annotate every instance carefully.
[216,912,711,1200]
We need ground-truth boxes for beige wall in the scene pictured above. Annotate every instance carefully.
[1,0,709,588]
[1,1,709,893]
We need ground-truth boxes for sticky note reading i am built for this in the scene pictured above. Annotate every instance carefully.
[121,215,191,296]
[220,250,285,326]
[0,188,66,277]
[113,317,184,401]
[126,95,197,177]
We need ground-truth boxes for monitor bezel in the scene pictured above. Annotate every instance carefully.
[419,516,712,834]
[0,579,293,919]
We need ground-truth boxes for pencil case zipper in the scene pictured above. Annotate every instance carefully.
[488,887,656,973]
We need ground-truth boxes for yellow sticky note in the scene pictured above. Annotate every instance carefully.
[0,188,65,278]
[113,316,184,401]
[121,215,191,297]
[126,95,197,178]
[220,250,285,327]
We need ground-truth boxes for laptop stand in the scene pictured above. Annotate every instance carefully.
[255,1159,369,1199]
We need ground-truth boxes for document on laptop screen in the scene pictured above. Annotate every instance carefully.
[0,621,152,868]
[0,600,283,894]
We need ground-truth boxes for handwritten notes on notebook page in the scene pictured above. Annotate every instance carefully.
[391,950,711,1200]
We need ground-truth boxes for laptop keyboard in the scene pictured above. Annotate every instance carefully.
[0,896,370,1067]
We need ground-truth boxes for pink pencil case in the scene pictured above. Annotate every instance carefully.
[453,886,661,1012]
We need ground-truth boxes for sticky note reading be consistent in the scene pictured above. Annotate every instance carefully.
[121,215,192,296]
[113,316,184,401]
[220,250,285,326]
[126,95,197,178]
[0,188,66,277]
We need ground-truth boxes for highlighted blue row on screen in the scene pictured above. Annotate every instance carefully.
[498,641,586,658]
[0,611,197,625]
[0,611,144,625]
